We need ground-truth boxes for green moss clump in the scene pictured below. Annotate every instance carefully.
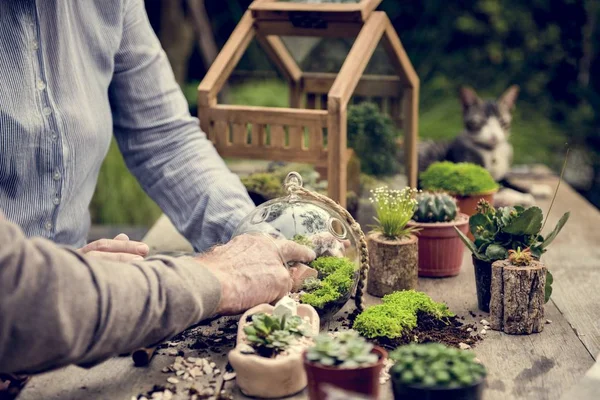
[353,290,454,339]
[301,257,356,309]
[292,234,314,249]
[420,162,499,196]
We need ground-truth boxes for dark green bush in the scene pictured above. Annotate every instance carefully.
[420,162,499,196]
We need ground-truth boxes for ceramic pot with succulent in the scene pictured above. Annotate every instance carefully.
[228,297,320,398]
[455,200,569,313]
[420,162,499,237]
[366,186,419,297]
[391,343,487,400]
[303,330,387,400]
[407,192,469,277]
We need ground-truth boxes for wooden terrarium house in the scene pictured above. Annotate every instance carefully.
[198,0,420,208]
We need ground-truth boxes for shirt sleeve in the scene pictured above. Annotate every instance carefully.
[108,0,255,252]
[0,218,221,374]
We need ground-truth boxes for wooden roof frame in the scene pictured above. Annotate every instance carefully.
[198,7,419,206]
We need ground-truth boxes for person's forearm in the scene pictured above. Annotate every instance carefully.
[0,219,220,374]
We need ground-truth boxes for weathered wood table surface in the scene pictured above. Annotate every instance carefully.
[18,171,600,400]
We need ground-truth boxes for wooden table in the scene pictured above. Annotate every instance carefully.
[18,173,600,400]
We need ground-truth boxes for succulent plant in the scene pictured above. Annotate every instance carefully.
[508,247,533,266]
[243,313,311,357]
[302,277,323,292]
[305,330,379,369]
[412,192,458,223]
[390,343,486,388]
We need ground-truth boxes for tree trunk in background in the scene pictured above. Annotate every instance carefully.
[187,0,229,102]
[159,0,194,86]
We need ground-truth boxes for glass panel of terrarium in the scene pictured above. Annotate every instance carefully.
[280,36,355,74]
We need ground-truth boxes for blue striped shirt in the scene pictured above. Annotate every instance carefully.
[0,0,255,251]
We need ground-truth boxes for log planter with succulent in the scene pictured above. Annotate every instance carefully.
[407,192,469,277]
[366,187,419,297]
[228,298,320,398]
[390,343,487,400]
[455,200,570,313]
[303,330,387,400]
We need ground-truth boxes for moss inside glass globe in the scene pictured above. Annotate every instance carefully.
[232,172,360,320]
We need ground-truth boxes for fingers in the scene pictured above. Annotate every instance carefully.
[278,240,316,264]
[84,251,144,262]
[81,238,149,257]
[114,233,130,241]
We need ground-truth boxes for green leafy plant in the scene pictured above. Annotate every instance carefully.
[243,313,311,357]
[300,257,356,309]
[420,162,499,196]
[412,192,459,223]
[369,186,419,239]
[353,290,454,339]
[305,330,379,369]
[390,343,486,388]
[455,200,570,303]
[347,102,400,177]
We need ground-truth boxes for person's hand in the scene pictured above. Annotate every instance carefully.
[78,233,149,262]
[197,233,316,316]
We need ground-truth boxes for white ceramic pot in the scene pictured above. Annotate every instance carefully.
[228,303,320,398]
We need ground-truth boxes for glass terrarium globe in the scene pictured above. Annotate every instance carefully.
[232,172,360,319]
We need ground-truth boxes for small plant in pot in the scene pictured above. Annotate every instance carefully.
[455,200,570,313]
[420,161,499,222]
[407,192,469,277]
[228,299,320,398]
[390,343,487,400]
[303,330,387,400]
[366,186,419,297]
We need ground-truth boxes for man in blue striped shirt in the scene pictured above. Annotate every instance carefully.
[0,0,255,256]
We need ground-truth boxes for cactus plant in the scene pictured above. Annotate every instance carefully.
[390,343,486,389]
[413,192,458,223]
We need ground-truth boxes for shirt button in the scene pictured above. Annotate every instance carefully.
[44,221,53,231]
[53,196,61,206]
[53,171,61,181]
[37,80,46,90]
[43,107,52,116]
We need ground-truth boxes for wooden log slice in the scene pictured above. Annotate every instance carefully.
[366,232,418,297]
[490,259,547,335]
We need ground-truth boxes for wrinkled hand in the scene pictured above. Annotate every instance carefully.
[79,233,149,262]
[197,233,316,316]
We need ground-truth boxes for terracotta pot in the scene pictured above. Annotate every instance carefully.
[366,232,418,297]
[454,190,497,240]
[303,346,387,400]
[407,213,469,277]
[392,376,485,400]
[472,256,493,312]
[228,304,320,398]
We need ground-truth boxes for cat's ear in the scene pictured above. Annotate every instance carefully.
[459,86,481,110]
[499,85,520,110]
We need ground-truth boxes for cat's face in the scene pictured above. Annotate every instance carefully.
[459,86,519,149]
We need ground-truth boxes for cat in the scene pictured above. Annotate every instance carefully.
[418,85,520,182]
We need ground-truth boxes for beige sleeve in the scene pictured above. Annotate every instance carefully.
[0,218,221,374]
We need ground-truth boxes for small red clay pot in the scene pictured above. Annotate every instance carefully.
[303,347,387,400]
[407,213,469,277]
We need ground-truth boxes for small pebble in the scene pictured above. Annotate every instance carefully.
[466,328,473,332]
[131,397,137,400]
[546,319,552,324]
[187,357,197,363]
[459,343,472,350]
[161,367,170,373]
[167,349,178,356]
[167,377,179,384]
[214,369,221,375]
[480,319,490,326]
[175,370,184,377]
[140,397,148,400]
[223,372,237,381]
[163,390,173,400]
[480,329,487,335]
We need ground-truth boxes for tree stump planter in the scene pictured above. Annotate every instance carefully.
[489,259,547,334]
[366,232,418,297]
[407,213,469,277]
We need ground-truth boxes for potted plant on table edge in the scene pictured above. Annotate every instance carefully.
[407,192,469,277]
[390,343,487,400]
[303,330,387,400]
[228,299,320,398]
[455,200,569,313]
[420,161,499,222]
[366,186,419,297]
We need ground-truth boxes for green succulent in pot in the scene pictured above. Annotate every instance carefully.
[305,330,379,369]
[244,313,311,358]
[412,192,459,223]
[390,343,486,400]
